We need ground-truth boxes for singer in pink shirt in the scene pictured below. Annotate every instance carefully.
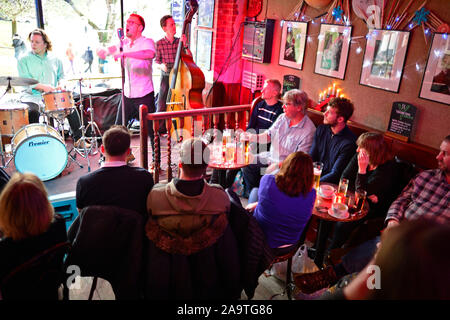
[99,14,157,164]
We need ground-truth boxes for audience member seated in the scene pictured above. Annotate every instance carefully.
[245,151,315,256]
[76,125,154,215]
[144,138,241,299]
[0,173,68,299]
[327,132,398,249]
[210,79,283,190]
[0,168,10,194]
[241,89,316,195]
[309,97,356,184]
[322,218,450,300]
[293,135,450,294]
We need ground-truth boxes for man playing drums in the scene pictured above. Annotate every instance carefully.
[17,28,86,148]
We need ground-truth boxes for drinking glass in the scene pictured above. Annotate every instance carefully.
[352,189,367,213]
[338,178,349,196]
[225,141,236,163]
[313,162,323,191]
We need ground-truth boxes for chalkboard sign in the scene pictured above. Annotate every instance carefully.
[386,102,417,142]
[282,75,301,95]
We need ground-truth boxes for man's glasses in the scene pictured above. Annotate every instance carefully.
[126,20,141,26]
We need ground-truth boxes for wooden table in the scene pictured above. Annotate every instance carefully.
[311,183,369,268]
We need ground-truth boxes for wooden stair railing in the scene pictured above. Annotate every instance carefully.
[139,104,251,183]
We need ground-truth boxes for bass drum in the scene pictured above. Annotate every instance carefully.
[12,124,68,181]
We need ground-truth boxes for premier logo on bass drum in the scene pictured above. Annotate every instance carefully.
[29,140,50,147]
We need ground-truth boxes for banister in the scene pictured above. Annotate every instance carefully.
[139,104,252,181]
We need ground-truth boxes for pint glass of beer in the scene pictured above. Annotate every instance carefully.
[313,162,323,190]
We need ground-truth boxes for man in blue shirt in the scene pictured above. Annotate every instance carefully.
[247,79,284,134]
[309,97,357,184]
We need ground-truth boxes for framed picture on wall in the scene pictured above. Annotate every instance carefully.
[196,29,213,70]
[419,33,450,105]
[314,24,352,79]
[198,0,215,28]
[278,21,308,70]
[360,29,410,93]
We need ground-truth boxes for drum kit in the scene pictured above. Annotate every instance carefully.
[0,76,103,181]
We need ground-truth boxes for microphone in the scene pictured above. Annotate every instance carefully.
[117,28,124,40]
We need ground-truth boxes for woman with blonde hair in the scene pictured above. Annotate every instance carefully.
[0,173,67,292]
[246,151,315,256]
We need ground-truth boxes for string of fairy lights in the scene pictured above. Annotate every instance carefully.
[278,5,448,78]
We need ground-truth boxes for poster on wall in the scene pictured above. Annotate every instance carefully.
[282,75,301,95]
[314,24,352,80]
[419,33,450,105]
[196,30,213,70]
[279,21,308,70]
[359,29,410,93]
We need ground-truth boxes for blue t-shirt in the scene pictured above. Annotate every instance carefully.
[253,174,316,248]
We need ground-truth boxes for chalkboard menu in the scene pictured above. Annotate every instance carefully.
[282,75,301,95]
[386,102,417,142]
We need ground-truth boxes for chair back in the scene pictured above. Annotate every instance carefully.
[0,241,70,300]
[65,205,145,299]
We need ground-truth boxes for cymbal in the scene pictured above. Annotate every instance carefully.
[0,76,38,86]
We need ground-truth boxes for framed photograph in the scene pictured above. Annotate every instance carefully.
[198,0,215,28]
[360,29,410,93]
[279,21,308,70]
[314,24,352,79]
[196,30,213,70]
[419,33,450,105]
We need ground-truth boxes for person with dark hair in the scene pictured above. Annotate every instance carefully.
[241,89,316,195]
[154,15,188,134]
[17,28,85,148]
[294,135,450,295]
[0,173,67,292]
[144,138,241,299]
[324,218,450,300]
[82,46,93,73]
[245,152,315,256]
[309,97,356,184]
[98,14,157,166]
[327,132,398,249]
[76,125,154,215]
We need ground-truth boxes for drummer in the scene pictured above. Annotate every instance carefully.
[17,28,86,148]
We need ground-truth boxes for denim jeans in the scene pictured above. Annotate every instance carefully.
[341,236,380,274]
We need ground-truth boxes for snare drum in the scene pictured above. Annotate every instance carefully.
[42,90,74,115]
[12,124,68,181]
[0,103,29,137]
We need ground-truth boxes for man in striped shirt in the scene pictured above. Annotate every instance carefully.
[247,79,284,135]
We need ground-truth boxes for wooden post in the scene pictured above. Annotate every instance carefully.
[139,104,148,171]
[167,118,172,182]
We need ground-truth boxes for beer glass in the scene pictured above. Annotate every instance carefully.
[351,189,367,214]
[337,178,349,196]
[313,162,323,191]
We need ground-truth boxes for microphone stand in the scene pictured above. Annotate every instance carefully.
[119,35,126,126]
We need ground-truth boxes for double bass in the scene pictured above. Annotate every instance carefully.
[166,0,205,142]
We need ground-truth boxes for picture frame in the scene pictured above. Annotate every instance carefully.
[197,0,215,28]
[314,24,352,80]
[360,29,410,93]
[279,21,308,70]
[419,33,450,105]
[195,29,213,70]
